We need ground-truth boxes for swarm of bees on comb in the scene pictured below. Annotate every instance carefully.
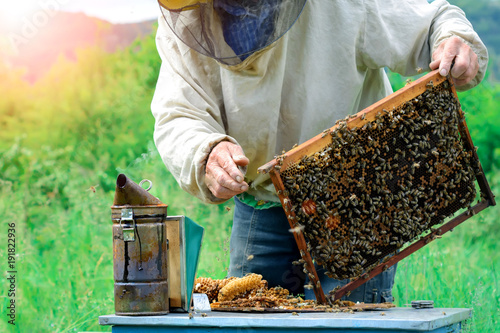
[275,79,479,281]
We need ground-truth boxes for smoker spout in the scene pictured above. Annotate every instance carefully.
[113,174,164,206]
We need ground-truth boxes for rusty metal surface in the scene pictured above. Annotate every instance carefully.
[112,174,170,316]
[114,281,169,316]
[113,214,169,315]
[113,173,165,206]
[111,206,168,219]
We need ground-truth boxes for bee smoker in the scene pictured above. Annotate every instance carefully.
[112,174,169,315]
[111,174,204,315]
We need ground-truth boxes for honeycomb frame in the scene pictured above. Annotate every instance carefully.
[258,70,496,304]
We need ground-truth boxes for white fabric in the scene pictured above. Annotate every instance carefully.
[151,0,488,204]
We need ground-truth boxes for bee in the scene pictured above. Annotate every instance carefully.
[86,184,99,193]
[188,313,193,319]
[225,206,232,212]
[416,67,423,74]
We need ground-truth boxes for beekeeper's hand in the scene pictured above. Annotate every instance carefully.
[205,141,249,199]
[430,36,479,88]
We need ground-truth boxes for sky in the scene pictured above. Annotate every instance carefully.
[60,0,160,23]
[0,0,161,29]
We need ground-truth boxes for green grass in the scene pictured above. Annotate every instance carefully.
[0,34,498,332]
[393,173,500,332]
[0,145,235,333]
[1,144,497,333]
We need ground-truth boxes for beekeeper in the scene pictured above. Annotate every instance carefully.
[152,0,487,302]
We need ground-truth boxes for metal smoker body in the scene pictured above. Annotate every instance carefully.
[112,174,169,316]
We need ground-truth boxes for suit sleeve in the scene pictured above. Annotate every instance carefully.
[360,0,487,91]
[151,17,237,204]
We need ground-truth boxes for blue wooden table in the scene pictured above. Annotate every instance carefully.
[99,307,470,332]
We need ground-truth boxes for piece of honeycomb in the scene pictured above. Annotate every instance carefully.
[195,276,386,311]
[218,273,263,302]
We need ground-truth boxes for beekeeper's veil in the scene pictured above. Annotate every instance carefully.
[158,0,307,66]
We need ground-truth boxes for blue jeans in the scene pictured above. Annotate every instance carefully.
[228,197,396,303]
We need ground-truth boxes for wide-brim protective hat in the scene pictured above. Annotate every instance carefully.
[158,0,307,66]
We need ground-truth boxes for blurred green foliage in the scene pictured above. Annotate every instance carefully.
[0,29,234,332]
[0,23,498,333]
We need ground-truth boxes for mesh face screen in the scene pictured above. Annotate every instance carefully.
[277,79,478,280]
[159,0,307,66]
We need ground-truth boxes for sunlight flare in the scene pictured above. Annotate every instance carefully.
[0,0,42,29]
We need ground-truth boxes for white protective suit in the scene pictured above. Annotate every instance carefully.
[151,0,488,205]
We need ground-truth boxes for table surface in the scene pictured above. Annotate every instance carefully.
[99,307,471,331]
